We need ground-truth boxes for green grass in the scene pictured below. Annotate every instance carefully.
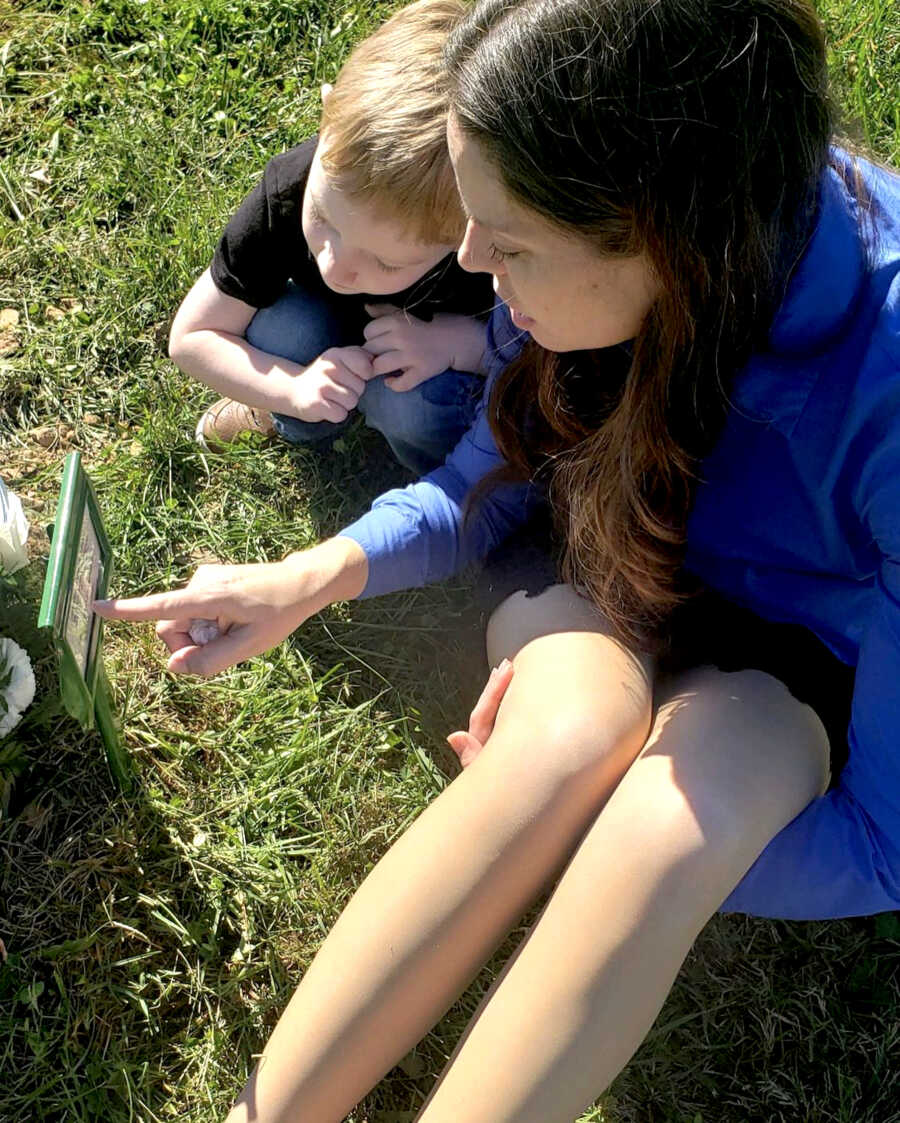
[1,0,900,1120]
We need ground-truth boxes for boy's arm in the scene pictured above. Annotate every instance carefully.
[169,269,372,423]
[361,306,488,391]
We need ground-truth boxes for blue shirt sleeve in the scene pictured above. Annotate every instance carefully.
[722,348,900,920]
[339,303,535,598]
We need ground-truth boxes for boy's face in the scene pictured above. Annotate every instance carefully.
[302,149,454,296]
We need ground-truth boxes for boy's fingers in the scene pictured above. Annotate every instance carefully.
[362,319,396,344]
[321,381,360,410]
[384,371,422,391]
[94,591,216,622]
[364,302,399,319]
[316,399,349,423]
[373,353,406,377]
[337,347,375,379]
[329,367,368,395]
[363,338,397,361]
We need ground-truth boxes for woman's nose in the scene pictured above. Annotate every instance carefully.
[457,218,501,276]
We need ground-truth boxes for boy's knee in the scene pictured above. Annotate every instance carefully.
[358,374,477,473]
[245,285,356,365]
[357,376,427,438]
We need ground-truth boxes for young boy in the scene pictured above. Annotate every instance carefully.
[170,0,493,475]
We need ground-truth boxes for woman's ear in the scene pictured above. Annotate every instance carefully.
[320,83,333,103]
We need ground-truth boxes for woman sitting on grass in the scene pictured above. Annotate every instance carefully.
[98,0,900,1118]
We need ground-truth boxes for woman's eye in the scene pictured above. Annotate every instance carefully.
[488,243,520,263]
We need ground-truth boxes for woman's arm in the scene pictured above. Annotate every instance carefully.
[340,303,535,597]
[722,397,900,919]
[720,563,900,920]
[95,537,368,676]
[98,304,532,670]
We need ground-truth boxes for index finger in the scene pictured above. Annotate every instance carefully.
[94,589,217,623]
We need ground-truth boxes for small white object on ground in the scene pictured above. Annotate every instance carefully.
[188,619,221,646]
[0,637,37,738]
[0,477,30,574]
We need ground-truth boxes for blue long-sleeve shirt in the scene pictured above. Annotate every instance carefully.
[341,151,900,920]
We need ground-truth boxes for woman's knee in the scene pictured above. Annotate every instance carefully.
[635,667,829,875]
[486,584,628,666]
[478,620,653,797]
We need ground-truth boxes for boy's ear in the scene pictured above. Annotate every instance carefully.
[320,83,333,103]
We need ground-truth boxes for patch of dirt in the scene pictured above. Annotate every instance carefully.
[2,435,77,556]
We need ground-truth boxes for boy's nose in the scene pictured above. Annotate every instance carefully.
[319,245,358,288]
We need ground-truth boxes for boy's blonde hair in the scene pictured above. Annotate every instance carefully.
[320,0,467,245]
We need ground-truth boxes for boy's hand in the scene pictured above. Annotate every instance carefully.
[363,305,486,391]
[287,346,374,423]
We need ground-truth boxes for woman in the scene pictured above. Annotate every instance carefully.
[97,0,900,1119]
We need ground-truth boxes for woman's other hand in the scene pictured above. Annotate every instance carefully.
[446,658,514,768]
[94,537,368,676]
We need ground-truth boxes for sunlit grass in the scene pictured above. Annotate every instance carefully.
[1,1,899,1120]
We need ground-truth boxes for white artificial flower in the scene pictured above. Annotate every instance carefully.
[0,637,36,738]
[0,477,30,574]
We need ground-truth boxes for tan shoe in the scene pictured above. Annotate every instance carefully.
[195,397,277,452]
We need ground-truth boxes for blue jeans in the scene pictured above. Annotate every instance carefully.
[245,283,482,476]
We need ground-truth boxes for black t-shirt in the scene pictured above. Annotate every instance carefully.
[210,135,493,325]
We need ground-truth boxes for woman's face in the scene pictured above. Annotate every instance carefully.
[447,115,660,352]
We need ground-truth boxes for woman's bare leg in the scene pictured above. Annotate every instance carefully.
[226,586,651,1123]
[413,667,830,1123]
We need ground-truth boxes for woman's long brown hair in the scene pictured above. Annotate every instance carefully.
[447,0,834,648]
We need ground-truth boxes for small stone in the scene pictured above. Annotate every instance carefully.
[33,426,57,448]
[0,308,20,329]
[45,305,66,322]
[0,330,19,357]
[83,413,100,425]
[189,619,220,646]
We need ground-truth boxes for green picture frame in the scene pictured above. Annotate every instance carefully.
[38,452,131,788]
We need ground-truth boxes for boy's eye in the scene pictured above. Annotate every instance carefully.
[488,243,520,264]
[375,259,404,273]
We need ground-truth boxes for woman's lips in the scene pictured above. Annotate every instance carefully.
[498,289,535,329]
[509,305,536,329]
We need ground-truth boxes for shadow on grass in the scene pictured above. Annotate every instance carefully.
[6,424,899,1123]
